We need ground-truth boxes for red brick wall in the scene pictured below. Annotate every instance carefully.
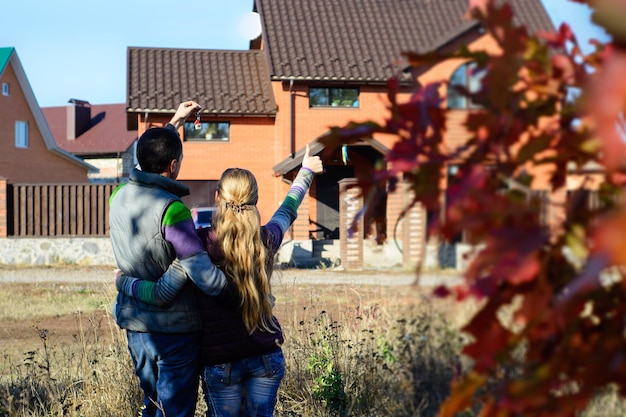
[271,82,405,156]
[136,115,282,225]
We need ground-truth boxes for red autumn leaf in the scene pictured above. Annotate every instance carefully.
[320,0,626,415]
[591,210,626,265]
[536,22,575,48]
[586,48,626,171]
[437,372,486,417]
[462,301,515,372]
[386,139,419,174]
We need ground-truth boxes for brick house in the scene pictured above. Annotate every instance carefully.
[0,47,96,184]
[126,48,279,214]
[43,100,138,183]
[125,0,559,267]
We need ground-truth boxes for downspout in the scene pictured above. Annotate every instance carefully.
[283,79,298,249]
[289,78,295,158]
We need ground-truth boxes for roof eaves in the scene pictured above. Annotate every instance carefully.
[428,21,481,52]
[126,108,277,117]
[273,137,389,175]
[273,141,326,175]
[271,75,390,84]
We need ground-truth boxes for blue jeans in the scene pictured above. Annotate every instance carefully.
[126,331,201,417]
[201,350,285,417]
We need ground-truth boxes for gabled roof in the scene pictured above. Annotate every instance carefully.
[0,47,97,173]
[273,137,389,175]
[42,103,138,156]
[256,0,555,83]
[126,47,277,116]
[0,47,12,74]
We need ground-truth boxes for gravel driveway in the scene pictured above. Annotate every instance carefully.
[0,265,462,286]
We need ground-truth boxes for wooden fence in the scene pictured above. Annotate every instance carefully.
[0,180,608,239]
[7,183,119,237]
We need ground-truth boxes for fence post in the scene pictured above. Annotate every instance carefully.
[0,177,7,237]
[339,178,363,270]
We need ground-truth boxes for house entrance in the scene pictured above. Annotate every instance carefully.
[315,165,354,239]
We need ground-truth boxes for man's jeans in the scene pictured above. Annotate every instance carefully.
[201,350,285,417]
[127,331,201,417]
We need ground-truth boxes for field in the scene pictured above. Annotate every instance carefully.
[0,266,622,416]
[0,277,438,365]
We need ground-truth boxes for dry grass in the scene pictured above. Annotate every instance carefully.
[0,282,113,321]
[0,271,622,416]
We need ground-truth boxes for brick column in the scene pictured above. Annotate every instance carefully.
[292,193,310,240]
[0,177,7,238]
[339,179,363,270]
[401,182,427,269]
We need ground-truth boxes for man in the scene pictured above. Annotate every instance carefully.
[109,101,225,417]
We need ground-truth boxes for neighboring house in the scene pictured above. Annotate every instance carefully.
[125,0,558,265]
[0,47,96,183]
[43,100,138,183]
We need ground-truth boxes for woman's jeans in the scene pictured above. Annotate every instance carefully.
[201,350,285,417]
[126,331,201,417]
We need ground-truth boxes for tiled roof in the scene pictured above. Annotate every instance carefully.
[43,103,138,156]
[273,138,390,175]
[127,47,277,115]
[256,0,555,82]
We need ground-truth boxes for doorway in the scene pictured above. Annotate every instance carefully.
[315,165,355,239]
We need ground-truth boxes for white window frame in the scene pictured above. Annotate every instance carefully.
[2,83,8,96]
[447,62,487,110]
[15,121,28,148]
[309,87,360,108]
[184,121,230,142]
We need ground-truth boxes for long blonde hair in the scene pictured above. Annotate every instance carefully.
[212,168,275,333]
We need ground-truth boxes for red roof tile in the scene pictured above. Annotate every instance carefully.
[126,47,277,115]
[43,103,137,156]
[256,0,555,82]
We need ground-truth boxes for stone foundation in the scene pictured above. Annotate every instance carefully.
[0,237,474,270]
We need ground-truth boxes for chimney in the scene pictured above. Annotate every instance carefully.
[67,99,91,140]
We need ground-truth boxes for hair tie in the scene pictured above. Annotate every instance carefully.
[226,202,252,214]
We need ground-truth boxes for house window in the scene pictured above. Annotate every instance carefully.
[447,62,487,109]
[15,121,28,148]
[2,83,8,96]
[184,121,230,141]
[309,87,359,108]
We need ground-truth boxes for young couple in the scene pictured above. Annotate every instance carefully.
[109,101,324,417]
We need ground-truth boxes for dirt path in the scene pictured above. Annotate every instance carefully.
[0,265,461,286]
[0,265,463,365]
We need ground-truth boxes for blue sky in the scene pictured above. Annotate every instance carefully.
[1,0,609,108]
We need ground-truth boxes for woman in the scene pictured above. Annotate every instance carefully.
[116,144,323,417]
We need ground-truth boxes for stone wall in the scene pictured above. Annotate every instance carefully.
[0,237,473,270]
[0,237,115,266]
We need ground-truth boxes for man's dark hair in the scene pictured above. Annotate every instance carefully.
[136,128,183,173]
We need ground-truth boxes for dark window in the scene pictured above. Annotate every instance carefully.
[447,62,487,109]
[310,87,359,108]
[184,121,230,141]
